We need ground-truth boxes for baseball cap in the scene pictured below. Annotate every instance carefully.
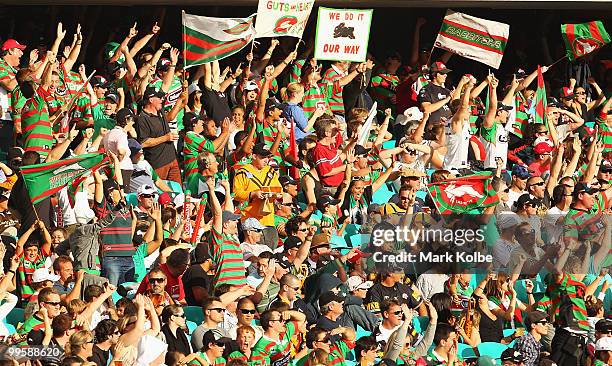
[560,87,574,99]
[497,212,521,230]
[284,236,302,251]
[1,39,26,52]
[599,163,612,174]
[31,268,60,283]
[514,69,527,79]
[400,168,427,178]
[137,184,156,196]
[183,112,200,128]
[497,102,513,111]
[354,145,370,157]
[105,92,119,105]
[242,218,265,231]
[476,356,497,366]
[187,83,201,95]
[396,107,424,126]
[252,143,272,157]
[116,108,135,124]
[8,147,23,161]
[515,194,542,208]
[348,249,371,263]
[265,98,282,111]
[430,61,451,74]
[157,58,172,72]
[346,276,374,292]
[222,210,241,222]
[158,192,173,206]
[596,319,612,333]
[595,337,612,352]
[143,86,165,99]
[573,182,599,197]
[279,175,298,186]
[524,310,548,329]
[274,254,292,270]
[108,61,125,74]
[500,348,524,363]
[245,81,259,91]
[317,194,340,211]
[379,203,406,216]
[318,291,345,307]
[534,141,554,155]
[91,76,109,88]
[512,165,530,179]
[547,97,561,108]
[128,139,142,157]
[201,329,232,348]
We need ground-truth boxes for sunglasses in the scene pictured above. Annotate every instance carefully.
[150,278,165,283]
[535,320,549,325]
[406,149,417,155]
[575,91,586,95]
[284,285,300,291]
[529,182,545,187]
[44,301,61,306]
[392,310,403,316]
[536,131,548,135]
[215,342,226,347]
[173,313,186,318]
[239,309,257,315]
[519,229,536,236]
[140,194,155,199]
[316,336,331,344]
[298,228,309,232]
[209,308,225,313]
[503,188,510,193]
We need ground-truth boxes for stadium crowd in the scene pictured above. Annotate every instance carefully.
[0,10,608,366]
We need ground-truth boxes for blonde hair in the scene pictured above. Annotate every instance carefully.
[68,299,87,317]
[65,330,93,356]
[281,82,305,102]
[308,348,330,366]
[347,108,369,123]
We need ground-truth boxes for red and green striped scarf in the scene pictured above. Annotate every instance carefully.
[548,273,589,331]
[512,93,530,139]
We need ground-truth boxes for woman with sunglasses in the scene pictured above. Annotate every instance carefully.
[161,304,192,356]
[65,330,95,363]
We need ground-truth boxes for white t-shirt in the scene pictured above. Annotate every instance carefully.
[491,238,518,268]
[103,127,132,170]
[375,323,401,344]
[444,119,471,170]
[542,206,567,245]
[0,86,11,120]
[415,272,450,300]
[480,106,514,169]
[506,189,525,211]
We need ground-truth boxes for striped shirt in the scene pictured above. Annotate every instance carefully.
[210,228,247,288]
[597,119,612,153]
[95,198,134,257]
[0,58,25,125]
[18,252,49,303]
[301,339,354,366]
[251,320,299,366]
[188,353,226,366]
[22,87,53,157]
[183,131,215,181]
[563,192,609,243]
[322,67,345,115]
[549,273,589,331]
[370,73,399,117]
[257,120,288,160]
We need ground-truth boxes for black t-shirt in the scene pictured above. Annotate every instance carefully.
[478,308,504,342]
[8,176,52,236]
[418,83,452,124]
[182,264,213,306]
[364,282,423,313]
[135,111,177,169]
[27,333,63,366]
[202,86,231,124]
[90,344,110,366]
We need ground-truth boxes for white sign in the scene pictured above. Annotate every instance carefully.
[314,7,372,62]
[255,0,314,38]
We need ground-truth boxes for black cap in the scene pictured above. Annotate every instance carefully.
[265,98,282,111]
[524,310,548,330]
[91,76,109,88]
[595,319,612,332]
[108,61,124,74]
[354,144,370,157]
[318,291,345,307]
[116,108,135,124]
[183,112,200,129]
[157,58,171,72]
[252,143,272,157]
[573,182,599,197]
[497,102,513,111]
[500,348,524,363]
[547,97,561,108]
[201,329,231,348]
[8,147,23,161]
[274,254,292,269]
[316,194,341,211]
[143,86,165,100]
[105,92,119,104]
[279,175,298,186]
[103,179,120,195]
[515,194,541,209]
[284,236,302,251]
[600,164,612,174]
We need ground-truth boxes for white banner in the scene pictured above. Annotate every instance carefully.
[314,7,372,62]
[255,0,314,38]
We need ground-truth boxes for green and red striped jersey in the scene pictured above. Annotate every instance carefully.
[18,314,45,335]
[188,352,226,366]
[512,93,530,139]
[563,192,609,243]
[549,273,589,331]
[17,251,49,303]
[95,198,134,257]
[22,87,53,157]
[257,119,288,159]
[251,320,299,366]
[322,67,345,115]
[210,228,247,288]
[370,73,399,117]
[183,131,215,181]
[597,118,612,153]
[301,339,355,366]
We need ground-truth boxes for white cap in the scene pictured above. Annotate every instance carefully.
[32,268,60,283]
[595,337,612,352]
[497,212,521,230]
[346,276,374,292]
[396,107,424,126]
[242,218,266,231]
[135,334,168,366]
[188,83,201,95]
[137,184,156,196]
[245,81,259,91]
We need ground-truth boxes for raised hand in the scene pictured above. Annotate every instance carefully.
[128,22,138,38]
[57,22,67,40]
[29,49,39,64]
[270,39,280,48]
[170,48,179,64]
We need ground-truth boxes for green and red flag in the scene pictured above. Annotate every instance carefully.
[561,21,611,61]
[435,10,510,69]
[182,11,255,68]
[533,65,548,131]
[427,173,499,215]
[21,153,110,205]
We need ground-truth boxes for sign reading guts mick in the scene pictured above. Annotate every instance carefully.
[255,0,315,38]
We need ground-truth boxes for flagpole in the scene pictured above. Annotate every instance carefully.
[247,39,255,71]
[547,54,568,69]
[182,10,188,83]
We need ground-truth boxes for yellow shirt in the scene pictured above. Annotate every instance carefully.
[233,163,282,226]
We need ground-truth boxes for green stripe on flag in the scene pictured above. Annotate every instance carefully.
[439,20,507,54]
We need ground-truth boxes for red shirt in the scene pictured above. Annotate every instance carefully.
[312,138,344,187]
[137,263,185,301]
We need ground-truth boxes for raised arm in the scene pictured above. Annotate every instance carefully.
[110,23,138,64]
[130,22,160,58]
[63,24,82,72]
[482,76,498,129]
[206,177,223,234]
